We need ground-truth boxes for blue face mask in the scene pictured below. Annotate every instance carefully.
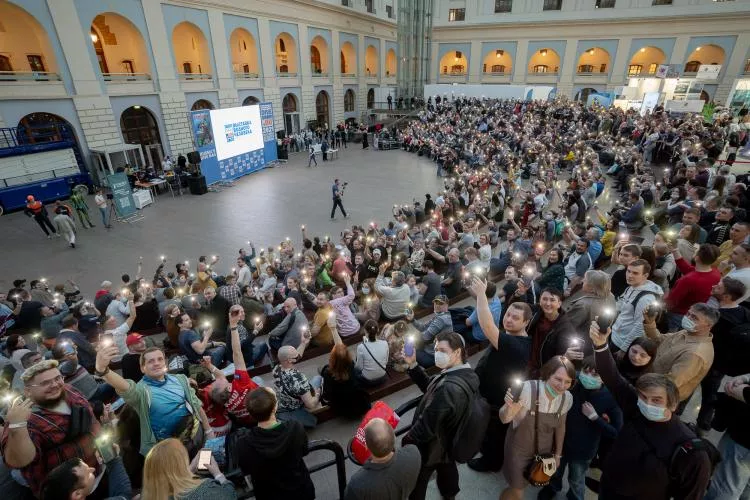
[361,287,370,295]
[545,382,559,399]
[681,315,696,333]
[578,372,602,390]
[637,398,668,421]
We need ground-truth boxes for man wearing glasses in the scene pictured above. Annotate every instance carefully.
[0,360,114,498]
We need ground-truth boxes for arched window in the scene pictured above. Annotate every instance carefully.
[311,46,322,73]
[367,88,375,109]
[0,55,12,72]
[627,64,642,77]
[344,89,355,112]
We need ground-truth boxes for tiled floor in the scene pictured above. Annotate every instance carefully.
[0,147,445,295]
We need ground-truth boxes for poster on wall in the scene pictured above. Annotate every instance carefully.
[189,103,277,185]
[697,65,721,81]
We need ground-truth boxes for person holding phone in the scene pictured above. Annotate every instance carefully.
[140,438,235,499]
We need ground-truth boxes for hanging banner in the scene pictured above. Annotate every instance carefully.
[107,172,136,218]
[260,102,279,166]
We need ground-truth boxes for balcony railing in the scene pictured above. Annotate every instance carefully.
[484,70,510,75]
[177,73,212,81]
[233,71,260,79]
[312,72,329,77]
[530,71,559,76]
[576,70,608,75]
[102,72,151,82]
[442,72,467,76]
[277,72,298,77]
[0,71,61,82]
[341,72,357,78]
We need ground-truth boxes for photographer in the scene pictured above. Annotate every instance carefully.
[330,179,349,220]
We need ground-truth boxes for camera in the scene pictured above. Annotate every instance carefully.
[106,193,114,200]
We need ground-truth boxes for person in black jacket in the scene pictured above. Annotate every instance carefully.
[237,387,315,500]
[402,331,479,500]
[588,320,712,500]
[705,372,750,499]
[201,287,230,339]
[538,356,623,500]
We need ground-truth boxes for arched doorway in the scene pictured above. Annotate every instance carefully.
[576,47,611,74]
[282,93,300,135]
[365,45,379,76]
[315,91,330,129]
[17,113,77,145]
[367,88,375,109]
[482,49,513,74]
[575,88,597,103]
[700,90,710,104]
[120,106,164,169]
[90,13,151,78]
[242,96,260,106]
[191,99,214,111]
[386,49,397,77]
[628,46,666,77]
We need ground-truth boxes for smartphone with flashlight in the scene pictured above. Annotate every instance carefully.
[510,378,523,402]
[99,333,114,347]
[197,449,212,471]
[404,336,415,357]
[596,308,615,332]
[96,434,117,463]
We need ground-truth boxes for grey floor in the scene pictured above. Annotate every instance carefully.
[0,147,445,295]
[1,148,719,499]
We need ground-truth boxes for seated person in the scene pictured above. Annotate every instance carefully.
[52,341,116,404]
[408,295,453,368]
[201,309,264,436]
[267,298,309,354]
[273,345,320,429]
[320,318,370,418]
[121,332,147,383]
[177,312,226,367]
[224,305,268,368]
[355,320,390,386]
[237,387,315,500]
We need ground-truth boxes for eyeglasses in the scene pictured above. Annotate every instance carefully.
[28,374,64,389]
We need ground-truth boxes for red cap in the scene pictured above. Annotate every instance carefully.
[126,333,144,346]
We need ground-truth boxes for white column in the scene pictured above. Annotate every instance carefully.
[469,40,482,83]
[380,38,387,83]
[559,39,579,83]
[299,24,312,82]
[46,0,101,96]
[207,9,234,90]
[670,36,691,65]
[512,40,529,84]
[610,37,632,86]
[141,0,180,93]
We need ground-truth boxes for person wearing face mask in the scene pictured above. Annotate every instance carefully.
[407,295,453,368]
[498,356,575,500]
[538,357,622,500]
[402,331,480,500]
[589,320,712,500]
[643,297,718,405]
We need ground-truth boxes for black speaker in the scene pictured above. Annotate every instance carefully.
[188,175,208,195]
[187,151,201,164]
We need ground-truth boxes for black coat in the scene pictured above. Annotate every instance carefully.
[203,295,231,336]
[403,365,479,466]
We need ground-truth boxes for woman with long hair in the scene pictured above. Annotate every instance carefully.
[614,336,658,385]
[355,319,389,387]
[500,356,576,500]
[320,343,370,418]
[141,438,236,500]
[355,278,381,323]
[535,248,565,292]
[676,222,701,263]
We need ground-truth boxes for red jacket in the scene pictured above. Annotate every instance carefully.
[665,258,721,315]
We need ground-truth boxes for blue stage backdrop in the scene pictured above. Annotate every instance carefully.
[190,102,278,185]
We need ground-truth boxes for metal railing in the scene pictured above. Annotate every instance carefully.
[233,71,260,79]
[177,73,213,81]
[576,71,608,75]
[277,72,299,77]
[312,72,330,77]
[484,70,510,75]
[234,439,347,499]
[341,72,357,78]
[102,72,151,81]
[440,72,467,76]
[0,71,61,82]
[530,71,559,76]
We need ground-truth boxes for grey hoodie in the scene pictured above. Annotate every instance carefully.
[611,280,663,351]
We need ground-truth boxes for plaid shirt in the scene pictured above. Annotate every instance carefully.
[1,386,100,497]
[218,284,242,306]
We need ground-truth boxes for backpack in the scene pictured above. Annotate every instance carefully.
[445,376,490,463]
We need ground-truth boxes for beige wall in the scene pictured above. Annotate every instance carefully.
[172,22,211,74]
[92,13,151,75]
[0,1,58,73]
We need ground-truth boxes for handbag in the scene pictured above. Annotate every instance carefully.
[523,381,562,487]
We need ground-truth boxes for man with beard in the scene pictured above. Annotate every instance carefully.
[1,360,108,498]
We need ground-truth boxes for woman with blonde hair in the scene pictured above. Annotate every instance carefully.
[141,438,236,500]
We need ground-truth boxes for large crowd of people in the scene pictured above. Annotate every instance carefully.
[0,95,749,500]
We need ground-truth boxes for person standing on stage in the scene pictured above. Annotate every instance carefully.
[330,179,348,220]
[24,195,57,238]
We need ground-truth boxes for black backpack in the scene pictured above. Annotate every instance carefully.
[445,376,490,463]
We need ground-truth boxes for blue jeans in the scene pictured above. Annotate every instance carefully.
[99,207,108,226]
[277,407,317,428]
[705,434,750,500]
[207,345,226,368]
[543,457,589,500]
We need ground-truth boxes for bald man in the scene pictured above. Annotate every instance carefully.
[267,297,310,354]
[344,418,421,500]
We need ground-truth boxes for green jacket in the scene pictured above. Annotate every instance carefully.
[120,374,203,456]
[70,192,88,210]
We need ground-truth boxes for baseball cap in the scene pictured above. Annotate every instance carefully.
[432,294,449,305]
[126,333,144,346]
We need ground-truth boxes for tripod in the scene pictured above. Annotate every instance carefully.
[107,198,118,228]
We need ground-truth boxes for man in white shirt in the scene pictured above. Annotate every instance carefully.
[236,257,252,287]
[94,188,110,228]
[102,301,137,360]
[722,243,750,304]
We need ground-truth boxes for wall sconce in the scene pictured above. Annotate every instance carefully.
[496,49,504,58]
[540,49,548,56]
[90,32,98,44]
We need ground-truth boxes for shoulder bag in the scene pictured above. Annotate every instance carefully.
[524,381,564,486]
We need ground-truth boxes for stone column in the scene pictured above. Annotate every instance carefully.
[141,0,180,93]
[469,40,482,84]
[558,39,579,98]
[512,40,529,85]
[609,37,632,86]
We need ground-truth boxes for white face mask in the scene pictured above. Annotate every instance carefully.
[434,351,452,369]
[637,398,668,422]
[681,315,696,333]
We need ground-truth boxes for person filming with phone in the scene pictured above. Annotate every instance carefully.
[0,360,122,498]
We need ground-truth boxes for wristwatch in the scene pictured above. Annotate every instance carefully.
[95,367,111,377]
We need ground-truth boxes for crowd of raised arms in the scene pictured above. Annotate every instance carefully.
[0,96,749,500]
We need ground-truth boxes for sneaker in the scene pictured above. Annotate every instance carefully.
[467,457,501,473]
[70,243,75,248]
[46,234,52,239]
[89,224,96,228]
